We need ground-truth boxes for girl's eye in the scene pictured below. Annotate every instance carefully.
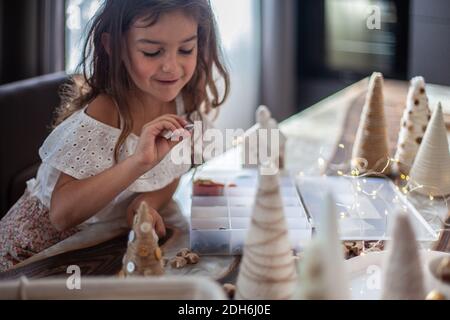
[143,51,161,57]
[179,48,195,55]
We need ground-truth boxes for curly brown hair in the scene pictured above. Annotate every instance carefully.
[55,0,230,161]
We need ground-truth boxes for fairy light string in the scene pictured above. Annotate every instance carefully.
[307,142,450,255]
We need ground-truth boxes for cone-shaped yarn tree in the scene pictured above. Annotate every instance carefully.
[352,72,391,175]
[242,105,286,169]
[122,202,164,276]
[295,239,327,300]
[381,212,425,300]
[235,163,297,300]
[394,76,431,175]
[295,191,350,300]
[408,103,450,196]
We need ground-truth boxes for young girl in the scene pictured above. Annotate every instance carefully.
[0,0,229,272]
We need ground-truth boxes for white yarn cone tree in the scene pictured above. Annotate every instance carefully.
[296,191,350,300]
[352,72,391,175]
[122,202,164,276]
[394,76,431,175]
[235,164,297,300]
[295,239,327,300]
[408,103,450,196]
[381,212,425,300]
[242,105,286,169]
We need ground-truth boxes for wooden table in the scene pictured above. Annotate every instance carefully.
[1,78,449,281]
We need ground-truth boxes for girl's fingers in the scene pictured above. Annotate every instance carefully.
[160,116,184,130]
[159,114,188,128]
[145,120,178,135]
[160,114,188,127]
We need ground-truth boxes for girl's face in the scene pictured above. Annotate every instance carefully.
[124,10,198,104]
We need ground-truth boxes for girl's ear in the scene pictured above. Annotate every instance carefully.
[101,33,112,56]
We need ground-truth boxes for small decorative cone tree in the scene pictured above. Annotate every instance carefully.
[408,103,450,197]
[235,162,297,300]
[296,192,350,300]
[295,239,327,300]
[381,212,425,300]
[122,202,164,277]
[394,76,431,175]
[242,105,286,169]
[352,72,391,175]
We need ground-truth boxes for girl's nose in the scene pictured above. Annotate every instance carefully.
[161,55,177,74]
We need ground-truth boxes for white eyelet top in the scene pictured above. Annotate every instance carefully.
[26,95,207,226]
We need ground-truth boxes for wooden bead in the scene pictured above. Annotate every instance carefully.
[426,290,446,300]
[154,247,162,261]
[137,245,150,257]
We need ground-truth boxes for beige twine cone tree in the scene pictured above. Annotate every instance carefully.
[394,76,431,175]
[381,212,425,300]
[295,191,350,300]
[122,202,165,277]
[352,72,391,175]
[408,103,450,197]
[235,164,297,300]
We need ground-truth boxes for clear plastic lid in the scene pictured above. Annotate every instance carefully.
[296,175,439,241]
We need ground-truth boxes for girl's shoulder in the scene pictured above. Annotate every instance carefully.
[85,94,121,130]
[38,95,127,179]
[54,93,123,137]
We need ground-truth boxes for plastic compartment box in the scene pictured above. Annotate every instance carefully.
[296,175,439,241]
[190,170,312,255]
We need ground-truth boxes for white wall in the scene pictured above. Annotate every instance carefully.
[211,0,261,131]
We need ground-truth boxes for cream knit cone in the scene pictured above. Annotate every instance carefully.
[318,192,350,299]
[408,103,450,196]
[394,77,431,175]
[352,72,391,175]
[381,212,425,300]
[235,166,297,300]
[295,191,350,300]
[122,202,164,276]
[256,105,272,127]
[295,239,327,299]
[242,105,272,168]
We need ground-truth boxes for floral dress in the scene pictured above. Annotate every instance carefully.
[0,95,202,272]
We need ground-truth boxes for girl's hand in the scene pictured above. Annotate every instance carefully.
[132,114,190,173]
[126,198,166,238]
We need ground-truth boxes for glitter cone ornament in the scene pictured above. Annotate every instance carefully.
[295,191,349,300]
[381,212,425,300]
[235,163,297,300]
[394,76,431,175]
[352,72,391,175]
[408,103,450,196]
[122,202,164,276]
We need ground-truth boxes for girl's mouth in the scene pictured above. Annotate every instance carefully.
[155,79,179,86]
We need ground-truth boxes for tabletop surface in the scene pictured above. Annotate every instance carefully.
[1,78,450,281]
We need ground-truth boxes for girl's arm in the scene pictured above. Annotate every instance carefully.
[49,114,189,232]
[125,178,181,237]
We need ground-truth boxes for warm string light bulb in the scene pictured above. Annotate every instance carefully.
[304,143,450,243]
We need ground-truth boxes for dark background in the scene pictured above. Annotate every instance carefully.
[1,0,449,112]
